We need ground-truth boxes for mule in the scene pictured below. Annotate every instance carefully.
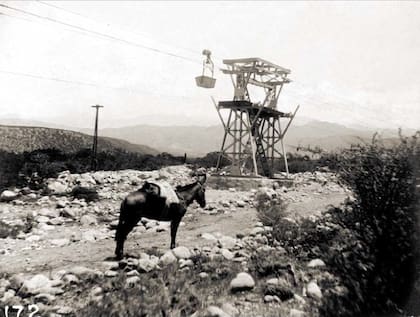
[114,175,206,260]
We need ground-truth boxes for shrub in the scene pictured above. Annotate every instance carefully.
[70,186,99,202]
[257,132,419,316]
[333,133,419,313]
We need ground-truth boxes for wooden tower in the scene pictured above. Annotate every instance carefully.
[214,58,298,178]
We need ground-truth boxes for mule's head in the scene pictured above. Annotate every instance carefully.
[194,174,207,208]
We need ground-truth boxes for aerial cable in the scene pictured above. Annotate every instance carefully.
[0,3,201,65]
[0,69,196,100]
[36,0,203,57]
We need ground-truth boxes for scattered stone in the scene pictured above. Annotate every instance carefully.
[172,246,191,259]
[9,273,25,290]
[21,274,51,295]
[56,306,73,315]
[0,190,18,202]
[138,257,158,273]
[39,208,59,218]
[236,200,246,208]
[306,281,322,299]
[62,274,79,284]
[230,272,255,292]
[47,181,68,194]
[289,309,305,317]
[205,305,232,317]
[50,238,70,247]
[1,289,16,303]
[36,216,49,223]
[104,270,118,277]
[293,294,306,304]
[264,295,281,303]
[101,261,119,271]
[160,250,177,265]
[69,266,103,279]
[307,259,326,268]
[221,249,234,260]
[218,236,237,249]
[199,272,209,278]
[221,303,239,316]
[61,208,78,219]
[80,215,97,226]
[125,276,141,287]
[179,259,193,268]
[201,233,217,242]
[26,235,41,242]
[250,227,264,236]
[56,200,67,208]
[126,270,140,277]
[48,217,65,226]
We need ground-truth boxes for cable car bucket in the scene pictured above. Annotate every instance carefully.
[195,49,216,88]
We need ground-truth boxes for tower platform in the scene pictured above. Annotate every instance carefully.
[218,100,293,119]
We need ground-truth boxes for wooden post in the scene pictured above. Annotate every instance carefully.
[91,105,104,171]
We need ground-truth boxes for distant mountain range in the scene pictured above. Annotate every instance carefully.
[0,117,416,157]
[0,125,158,155]
[98,121,411,156]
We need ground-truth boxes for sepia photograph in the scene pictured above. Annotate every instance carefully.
[0,1,419,316]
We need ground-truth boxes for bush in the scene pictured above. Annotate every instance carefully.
[70,186,99,202]
[333,133,419,313]
[257,132,419,316]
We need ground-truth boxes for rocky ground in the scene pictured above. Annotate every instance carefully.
[0,165,351,317]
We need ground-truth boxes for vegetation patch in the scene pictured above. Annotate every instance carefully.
[257,133,420,316]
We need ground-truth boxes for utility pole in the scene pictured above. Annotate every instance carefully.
[91,105,104,171]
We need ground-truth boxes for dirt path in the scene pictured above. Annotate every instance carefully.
[0,187,347,276]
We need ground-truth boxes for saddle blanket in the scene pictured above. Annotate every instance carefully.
[151,181,179,205]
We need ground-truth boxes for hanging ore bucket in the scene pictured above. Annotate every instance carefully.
[195,49,216,88]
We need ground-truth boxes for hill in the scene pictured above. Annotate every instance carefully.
[0,125,158,155]
[99,121,407,156]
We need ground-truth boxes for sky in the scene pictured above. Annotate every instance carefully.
[0,1,419,129]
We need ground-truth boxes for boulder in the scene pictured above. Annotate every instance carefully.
[47,181,68,194]
[236,200,246,208]
[125,276,141,288]
[0,190,18,202]
[39,208,59,218]
[80,215,97,226]
[69,266,103,279]
[205,306,232,317]
[306,281,322,299]
[230,272,255,292]
[218,236,237,249]
[62,274,79,284]
[138,258,158,273]
[264,295,281,303]
[160,250,177,265]
[307,259,326,268]
[221,249,234,260]
[172,246,191,259]
[21,274,51,295]
[221,303,239,316]
[50,238,70,247]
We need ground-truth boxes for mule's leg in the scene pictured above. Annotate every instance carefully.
[114,221,126,260]
[115,218,142,259]
[170,218,181,249]
[115,201,142,259]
